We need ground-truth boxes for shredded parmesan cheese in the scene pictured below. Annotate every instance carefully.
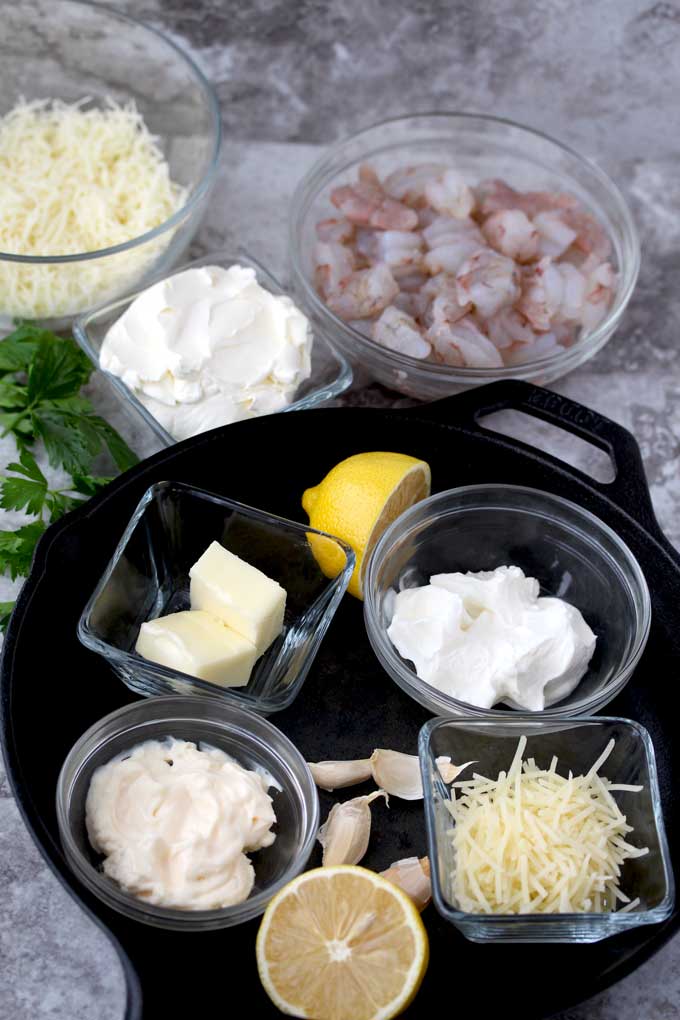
[0,98,186,319]
[447,737,649,914]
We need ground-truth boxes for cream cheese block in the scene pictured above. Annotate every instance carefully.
[189,541,286,655]
[135,610,258,688]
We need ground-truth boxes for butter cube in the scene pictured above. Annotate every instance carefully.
[135,610,258,688]
[189,541,286,655]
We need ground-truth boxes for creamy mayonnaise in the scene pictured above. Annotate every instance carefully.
[85,738,276,910]
[99,264,313,440]
[387,565,596,711]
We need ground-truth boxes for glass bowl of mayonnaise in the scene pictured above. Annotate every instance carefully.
[73,248,353,446]
[364,484,651,720]
[56,695,319,930]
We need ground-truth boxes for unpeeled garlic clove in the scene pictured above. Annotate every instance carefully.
[318,790,388,866]
[308,758,372,792]
[381,856,432,912]
[369,749,470,800]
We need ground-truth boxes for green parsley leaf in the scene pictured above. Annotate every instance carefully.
[0,448,48,516]
[85,415,139,472]
[0,326,43,374]
[70,474,114,497]
[0,600,15,631]
[31,406,97,476]
[27,336,92,404]
[0,521,46,580]
[0,380,29,411]
[45,491,85,517]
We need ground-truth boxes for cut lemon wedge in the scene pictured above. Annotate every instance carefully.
[256,865,429,1020]
[302,452,431,599]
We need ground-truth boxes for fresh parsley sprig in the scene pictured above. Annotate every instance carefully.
[0,324,139,626]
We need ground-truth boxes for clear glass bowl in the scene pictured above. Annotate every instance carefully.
[364,484,651,719]
[56,695,319,930]
[74,249,353,447]
[288,113,640,399]
[420,716,674,942]
[78,481,355,713]
[0,0,221,328]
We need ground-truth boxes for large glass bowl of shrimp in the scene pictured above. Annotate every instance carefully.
[288,113,639,399]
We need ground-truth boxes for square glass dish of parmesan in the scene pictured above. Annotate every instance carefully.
[420,717,674,942]
[78,480,355,714]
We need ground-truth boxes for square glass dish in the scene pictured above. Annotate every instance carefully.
[73,249,353,447]
[419,716,674,943]
[78,481,355,713]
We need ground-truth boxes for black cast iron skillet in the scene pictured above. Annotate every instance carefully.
[2,380,679,1019]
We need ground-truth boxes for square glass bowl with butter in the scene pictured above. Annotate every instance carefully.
[78,481,355,713]
[73,249,352,447]
[363,484,651,719]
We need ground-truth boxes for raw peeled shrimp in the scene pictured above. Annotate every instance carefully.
[428,315,503,369]
[331,164,418,231]
[476,178,525,216]
[581,261,616,330]
[424,169,475,219]
[517,257,568,330]
[561,207,612,260]
[373,230,424,275]
[384,163,448,204]
[518,257,614,331]
[326,263,399,319]
[315,241,354,297]
[486,307,535,349]
[505,331,566,366]
[482,209,539,263]
[423,218,485,275]
[316,218,355,244]
[533,211,577,258]
[455,249,520,318]
[477,179,576,219]
[372,306,432,358]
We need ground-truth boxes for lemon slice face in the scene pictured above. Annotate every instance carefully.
[302,453,431,599]
[256,865,429,1020]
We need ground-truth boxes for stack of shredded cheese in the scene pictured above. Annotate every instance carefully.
[447,736,648,914]
[0,98,185,320]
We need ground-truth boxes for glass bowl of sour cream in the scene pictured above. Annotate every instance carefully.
[56,695,319,930]
[363,484,651,720]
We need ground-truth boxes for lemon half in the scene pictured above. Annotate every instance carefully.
[256,865,429,1020]
[302,452,431,599]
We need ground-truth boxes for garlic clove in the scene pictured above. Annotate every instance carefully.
[317,790,388,866]
[380,856,432,911]
[437,759,477,783]
[307,758,372,792]
[370,749,467,800]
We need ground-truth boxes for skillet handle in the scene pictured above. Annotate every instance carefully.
[412,380,661,533]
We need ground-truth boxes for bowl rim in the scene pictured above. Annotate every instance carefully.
[72,246,353,447]
[77,479,356,712]
[288,110,641,381]
[55,694,320,929]
[363,482,652,720]
[418,714,675,931]
[0,0,222,265]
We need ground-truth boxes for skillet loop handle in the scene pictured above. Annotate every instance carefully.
[416,380,659,530]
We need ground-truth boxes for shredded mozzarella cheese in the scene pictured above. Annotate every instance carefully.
[0,98,186,319]
[447,737,649,914]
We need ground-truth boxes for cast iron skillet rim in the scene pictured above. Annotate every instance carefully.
[2,383,679,1019]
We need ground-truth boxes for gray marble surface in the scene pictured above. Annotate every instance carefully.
[3,0,680,1017]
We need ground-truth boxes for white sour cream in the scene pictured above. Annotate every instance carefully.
[99,264,313,441]
[387,565,596,711]
[85,738,276,910]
